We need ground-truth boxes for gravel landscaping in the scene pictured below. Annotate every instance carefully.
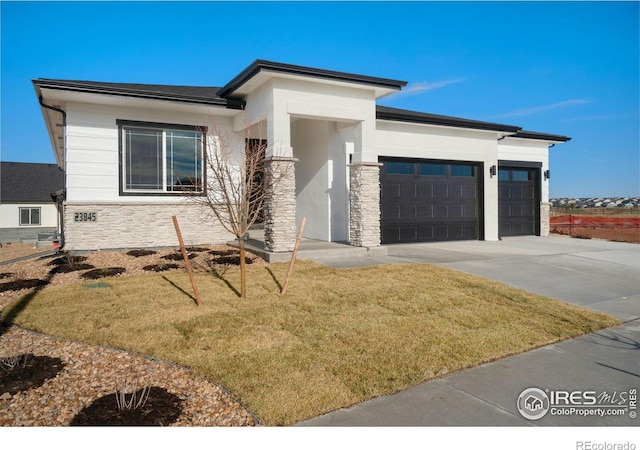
[0,245,262,426]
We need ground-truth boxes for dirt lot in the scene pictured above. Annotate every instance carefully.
[0,243,55,263]
[550,215,640,243]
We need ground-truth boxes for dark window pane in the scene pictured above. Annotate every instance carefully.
[166,130,202,191]
[31,208,40,225]
[419,163,446,176]
[20,208,30,225]
[125,128,162,190]
[498,169,510,181]
[385,161,415,175]
[450,165,474,177]
[512,169,531,181]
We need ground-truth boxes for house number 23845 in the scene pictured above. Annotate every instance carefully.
[74,212,97,222]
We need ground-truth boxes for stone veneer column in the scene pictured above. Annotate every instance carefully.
[349,162,382,247]
[540,201,551,236]
[263,157,298,252]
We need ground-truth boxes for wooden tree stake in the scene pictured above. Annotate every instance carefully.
[172,215,202,306]
[281,216,306,295]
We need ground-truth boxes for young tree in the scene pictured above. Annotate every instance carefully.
[193,124,289,298]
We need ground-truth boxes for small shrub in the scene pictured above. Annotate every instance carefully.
[0,353,29,371]
[115,375,151,411]
[0,354,65,395]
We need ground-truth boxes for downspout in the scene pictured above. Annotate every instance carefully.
[39,95,67,249]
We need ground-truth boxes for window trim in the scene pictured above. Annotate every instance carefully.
[117,119,208,196]
[19,207,41,226]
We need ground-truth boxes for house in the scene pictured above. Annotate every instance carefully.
[525,395,543,411]
[0,161,63,244]
[33,60,570,252]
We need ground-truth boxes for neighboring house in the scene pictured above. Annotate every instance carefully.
[0,161,63,243]
[33,60,570,252]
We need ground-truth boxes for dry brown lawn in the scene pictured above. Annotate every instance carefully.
[2,260,619,425]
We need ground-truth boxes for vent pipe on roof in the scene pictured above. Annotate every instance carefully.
[39,95,66,250]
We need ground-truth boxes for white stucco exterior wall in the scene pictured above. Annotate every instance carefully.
[375,120,502,240]
[498,137,551,202]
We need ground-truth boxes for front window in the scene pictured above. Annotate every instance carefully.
[19,207,41,226]
[119,120,205,194]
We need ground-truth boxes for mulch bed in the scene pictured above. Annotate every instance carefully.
[142,264,180,272]
[0,354,65,396]
[47,256,88,266]
[126,250,158,258]
[0,279,50,293]
[211,256,254,266]
[80,268,126,280]
[70,387,183,426]
[48,263,95,275]
[161,253,196,261]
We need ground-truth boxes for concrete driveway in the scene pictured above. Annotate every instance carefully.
[297,236,640,426]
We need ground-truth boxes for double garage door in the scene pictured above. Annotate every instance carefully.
[380,158,482,243]
[380,158,539,244]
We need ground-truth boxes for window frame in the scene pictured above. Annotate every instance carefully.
[19,207,41,226]
[117,120,207,196]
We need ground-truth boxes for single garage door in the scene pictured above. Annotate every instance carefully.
[498,166,539,236]
[380,158,482,244]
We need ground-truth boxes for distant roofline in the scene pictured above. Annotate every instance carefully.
[376,105,521,133]
[217,59,408,98]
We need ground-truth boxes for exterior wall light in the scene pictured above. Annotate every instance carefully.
[490,165,497,177]
[544,169,550,180]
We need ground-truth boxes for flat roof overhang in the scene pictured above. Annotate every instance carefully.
[218,60,408,100]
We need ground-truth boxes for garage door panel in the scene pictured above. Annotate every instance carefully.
[418,184,432,198]
[462,204,477,218]
[401,183,417,198]
[400,205,417,219]
[448,205,463,219]
[434,184,449,199]
[382,183,400,198]
[418,205,433,219]
[499,167,538,237]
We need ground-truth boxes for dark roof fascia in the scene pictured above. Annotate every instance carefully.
[218,60,408,99]
[33,79,231,108]
[512,130,571,142]
[376,105,521,133]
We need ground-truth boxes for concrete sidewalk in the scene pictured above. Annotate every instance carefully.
[296,236,640,426]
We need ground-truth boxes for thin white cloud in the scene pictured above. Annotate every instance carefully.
[564,113,633,122]
[496,99,590,118]
[389,78,464,98]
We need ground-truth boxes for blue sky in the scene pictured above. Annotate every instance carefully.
[1,1,638,197]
